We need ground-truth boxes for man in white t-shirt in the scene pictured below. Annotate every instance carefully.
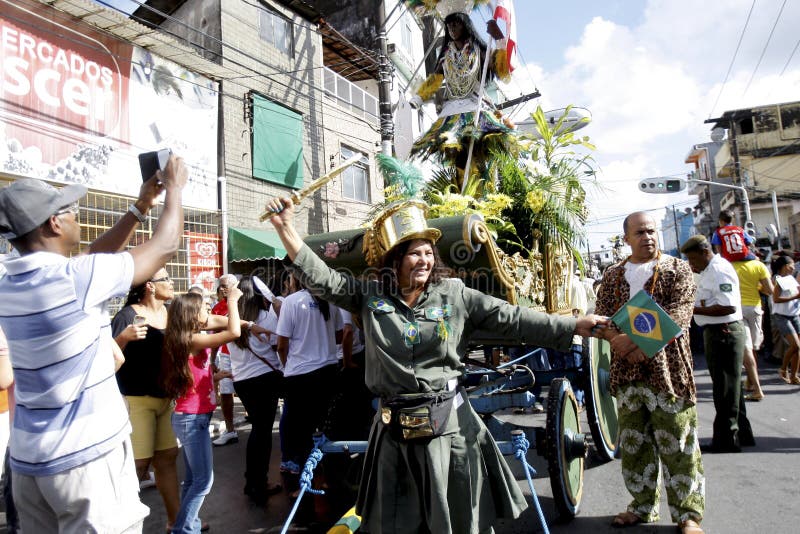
[681,234,755,454]
[0,157,188,532]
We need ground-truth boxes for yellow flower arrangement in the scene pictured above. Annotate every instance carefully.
[428,191,514,222]
[525,190,546,213]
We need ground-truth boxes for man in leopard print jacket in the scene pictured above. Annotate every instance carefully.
[595,212,705,534]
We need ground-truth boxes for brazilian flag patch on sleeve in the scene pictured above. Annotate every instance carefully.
[719,283,732,292]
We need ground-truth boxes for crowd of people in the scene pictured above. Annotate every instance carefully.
[0,153,794,534]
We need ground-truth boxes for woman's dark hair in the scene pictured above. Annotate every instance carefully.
[379,238,450,296]
[124,283,148,306]
[161,293,204,400]
[438,12,491,79]
[269,269,295,298]
[232,277,268,349]
[294,277,331,322]
[441,12,486,55]
[772,255,793,275]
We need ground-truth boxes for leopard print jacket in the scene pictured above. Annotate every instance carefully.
[595,254,698,404]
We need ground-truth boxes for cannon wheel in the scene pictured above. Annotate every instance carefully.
[584,337,619,462]
[546,378,586,519]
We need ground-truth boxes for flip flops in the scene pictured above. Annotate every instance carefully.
[611,511,642,528]
[678,519,704,534]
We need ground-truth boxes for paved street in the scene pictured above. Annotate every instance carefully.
[3,352,799,533]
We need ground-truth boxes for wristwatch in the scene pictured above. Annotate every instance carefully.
[128,204,147,223]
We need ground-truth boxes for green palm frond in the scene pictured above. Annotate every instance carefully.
[490,106,598,265]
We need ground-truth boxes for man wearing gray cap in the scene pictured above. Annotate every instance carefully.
[680,234,755,454]
[0,155,188,533]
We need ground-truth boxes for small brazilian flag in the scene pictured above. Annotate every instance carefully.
[611,290,682,358]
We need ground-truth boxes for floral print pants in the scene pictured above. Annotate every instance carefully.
[617,383,705,524]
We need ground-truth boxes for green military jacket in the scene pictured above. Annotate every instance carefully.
[293,245,577,397]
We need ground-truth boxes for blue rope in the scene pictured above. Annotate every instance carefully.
[512,433,550,534]
[280,435,328,534]
[299,448,326,495]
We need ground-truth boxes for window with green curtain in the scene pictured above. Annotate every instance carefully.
[252,94,304,188]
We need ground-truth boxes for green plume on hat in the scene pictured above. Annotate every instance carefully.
[376,153,424,200]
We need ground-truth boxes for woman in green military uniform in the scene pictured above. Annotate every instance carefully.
[264,196,606,534]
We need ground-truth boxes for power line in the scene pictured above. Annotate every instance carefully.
[474,5,540,122]
[708,0,756,118]
[742,0,788,97]
[2,1,384,152]
[779,37,800,76]
[91,0,367,103]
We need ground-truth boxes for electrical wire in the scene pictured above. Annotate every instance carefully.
[742,0,788,97]
[474,4,540,121]
[708,0,756,118]
[2,1,384,150]
[778,37,800,76]
[57,0,385,136]
[587,200,698,225]
[91,0,374,105]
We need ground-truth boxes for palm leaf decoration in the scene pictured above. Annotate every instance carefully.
[489,105,599,267]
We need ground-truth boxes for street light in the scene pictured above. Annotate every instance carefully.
[638,177,686,193]
[638,177,755,238]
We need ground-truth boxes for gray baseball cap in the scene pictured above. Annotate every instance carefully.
[0,179,87,239]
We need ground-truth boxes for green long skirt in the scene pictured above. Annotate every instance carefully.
[355,397,526,534]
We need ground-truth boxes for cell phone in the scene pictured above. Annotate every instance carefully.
[132,315,147,326]
[138,149,172,182]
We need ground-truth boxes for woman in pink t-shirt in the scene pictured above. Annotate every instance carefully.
[161,289,242,534]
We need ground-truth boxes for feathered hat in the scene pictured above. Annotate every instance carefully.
[362,155,441,266]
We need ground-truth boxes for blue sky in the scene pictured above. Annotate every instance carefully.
[482,0,800,250]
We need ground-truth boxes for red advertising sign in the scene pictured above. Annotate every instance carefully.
[1,1,130,162]
[187,231,222,292]
[1,0,219,210]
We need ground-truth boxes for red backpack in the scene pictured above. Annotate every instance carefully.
[715,225,751,262]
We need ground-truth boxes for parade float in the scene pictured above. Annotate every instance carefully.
[271,1,619,529]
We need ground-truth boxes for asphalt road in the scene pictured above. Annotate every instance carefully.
[4,351,799,533]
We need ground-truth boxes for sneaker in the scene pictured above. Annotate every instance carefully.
[212,431,239,446]
[139,471,156,490]
[280,460,300,475]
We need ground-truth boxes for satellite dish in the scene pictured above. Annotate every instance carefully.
[710,127,725,142]
[516,107,592,139]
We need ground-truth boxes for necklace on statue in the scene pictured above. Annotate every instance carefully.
[443,41,480,99]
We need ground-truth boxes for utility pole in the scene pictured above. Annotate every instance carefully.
[671,205,680,252]
[377,2,394,156]
[705,112,754,233]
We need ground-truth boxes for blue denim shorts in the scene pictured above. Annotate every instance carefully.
[773,314,800,337]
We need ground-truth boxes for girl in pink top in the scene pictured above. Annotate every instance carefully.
[161,289,242,534]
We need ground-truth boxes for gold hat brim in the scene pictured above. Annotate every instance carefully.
[390,228,442,250]
[363,200,442,266]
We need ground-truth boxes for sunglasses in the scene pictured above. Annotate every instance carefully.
[54,203,80,217]
[150,276,171,283]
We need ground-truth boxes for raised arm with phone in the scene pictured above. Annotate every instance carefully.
[0,153,188,531]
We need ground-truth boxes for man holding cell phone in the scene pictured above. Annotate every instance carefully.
[0,154,188,533]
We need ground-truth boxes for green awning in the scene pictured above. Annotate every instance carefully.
[227,227,287,262]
